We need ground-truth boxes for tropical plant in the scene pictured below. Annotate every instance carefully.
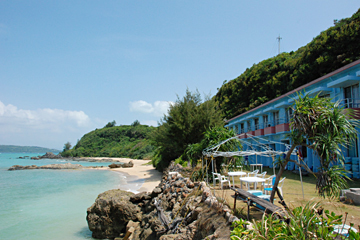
[151,88,224,171]
[231,202,360,240]
[270,93,358,202]
[63,141,72,152]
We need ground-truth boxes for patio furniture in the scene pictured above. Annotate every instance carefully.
[250,163,263,172]
[263,175,276,188]
[219,174,231,189]
[247,169,259,177]
[264,177,286,196]
[239,176,266,190]
[228,171,247,187]
[212,172,220,187]
[258,171,267,178]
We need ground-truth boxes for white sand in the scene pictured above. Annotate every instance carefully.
[83,157,163,193]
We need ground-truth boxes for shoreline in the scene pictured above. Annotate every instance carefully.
[84,157,163,193]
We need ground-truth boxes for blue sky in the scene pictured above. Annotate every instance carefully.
[0,1,359,150]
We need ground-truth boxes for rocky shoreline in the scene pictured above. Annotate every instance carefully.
[8,160,135,171]
[18,152,129,162]
[9,152,135,170]
[8,163,102,170]
[86,162,239,240]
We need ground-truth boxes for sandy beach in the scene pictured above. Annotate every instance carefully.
[83,157,163,193]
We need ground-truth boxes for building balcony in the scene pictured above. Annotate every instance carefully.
[264,126,276,135]
[238,133,247,139]
[340,98,360,119]
[273,118,290,133]
[340,98,360,109]
[254,129,264,136]
[275,123,290,133]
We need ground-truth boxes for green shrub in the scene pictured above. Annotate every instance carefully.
[231,202,360,239]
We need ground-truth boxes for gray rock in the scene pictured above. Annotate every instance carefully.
[86,189,142,239]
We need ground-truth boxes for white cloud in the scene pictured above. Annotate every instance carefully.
[129,100,154,113]
[0,101,91,130]
[0,100,94,149]
[129,100,173,117]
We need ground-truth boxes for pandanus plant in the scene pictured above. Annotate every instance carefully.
[270,92,359,202]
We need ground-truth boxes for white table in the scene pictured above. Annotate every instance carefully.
[228,171,247,187]
[250,163,263,173]
[239,176,266,190]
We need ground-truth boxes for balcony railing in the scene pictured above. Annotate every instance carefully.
[340,98,360,109]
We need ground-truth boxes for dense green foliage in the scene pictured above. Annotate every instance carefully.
[270,93,358,202]
[61,124,156,159]
[151,89,224,171]
[231,202,360,239]
[63,141,72,152]
[0,145,60,153]
[216,9,360,119]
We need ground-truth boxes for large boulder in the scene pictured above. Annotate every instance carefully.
[122,160,134,168]
[87,189,142,239]
[39,152,62,159]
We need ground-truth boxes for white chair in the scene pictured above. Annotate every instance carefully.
[212,172,220,187]
[247,169,259,177]
[264,175,276,188]
[264,177,286,197]
[258,171,267,178]
[220,174,231,189]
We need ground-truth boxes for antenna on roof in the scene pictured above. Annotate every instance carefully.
[277,34,282,55]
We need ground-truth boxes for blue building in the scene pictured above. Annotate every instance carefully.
[225,59,360,178]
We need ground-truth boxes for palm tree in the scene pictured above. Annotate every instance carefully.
[270,92,359,203]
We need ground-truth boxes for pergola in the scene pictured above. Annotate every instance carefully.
[202,133,304,198]
[203,133,297,158]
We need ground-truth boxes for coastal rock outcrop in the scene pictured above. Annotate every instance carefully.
[109,160,134,169]
[39,152,63,159]
[86,190,142,239]
[86,161,238,239]
[8,163,84,170]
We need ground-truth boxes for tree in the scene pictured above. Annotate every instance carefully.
[152,88,224,171]
[186,126,239,168]
[131,120,140,127]
[63,141,72,152]
[105,120,116,128]
[270,93,358,203]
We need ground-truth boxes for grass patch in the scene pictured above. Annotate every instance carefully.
[211,166,360,226]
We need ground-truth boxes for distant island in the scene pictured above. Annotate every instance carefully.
[0,145,60,153]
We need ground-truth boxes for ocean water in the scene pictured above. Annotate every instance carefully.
[0,153,140,240]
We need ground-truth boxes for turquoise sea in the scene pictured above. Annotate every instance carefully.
[0,153,140,240]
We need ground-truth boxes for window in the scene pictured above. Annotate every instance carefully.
[263,115,269,127]
[301,145,307,158]
[285,108,293,123]
[273,111,280,125]
[344,84,359,108]
[348,138,359,158]
[247,120,251,131]
[240,123,244,133]
[254,118,259,130]
[319,93,330,98]
[269,143,276,151]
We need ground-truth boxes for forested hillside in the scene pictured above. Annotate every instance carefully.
[215,8,360,119]
[61,122,156,159]
[0,145,59,153]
